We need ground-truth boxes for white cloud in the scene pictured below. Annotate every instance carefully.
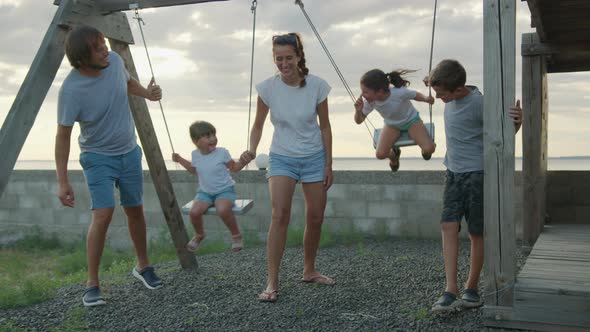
[171,32,193,44]
[130,47,199,79]
[0,0,20,7]
[190,11,211,29]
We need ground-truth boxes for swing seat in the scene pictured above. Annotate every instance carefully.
[181,199,254,216]
[373,123,435,148]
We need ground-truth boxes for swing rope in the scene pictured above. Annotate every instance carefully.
[294,0,377,146]
[132,8,176,153]
[246,0,257,153]
[427,0,438,143]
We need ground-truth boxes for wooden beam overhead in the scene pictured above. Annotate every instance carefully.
[54,0,229,14]
[525,0,547,41]
[61,11,135,44]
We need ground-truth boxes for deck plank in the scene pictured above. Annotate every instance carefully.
[511,224,590,330]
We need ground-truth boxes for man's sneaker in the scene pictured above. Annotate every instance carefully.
[431,291,461,312]
[82,286,106,307]
[132,266,163,290]
[461,289,483,308]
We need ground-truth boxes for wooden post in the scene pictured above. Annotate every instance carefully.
[109,40,197,269]
[521,32,548,247]
[483,0,517,311]
[0,0,74,197]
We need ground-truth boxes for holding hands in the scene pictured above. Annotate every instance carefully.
[239,150,256,166]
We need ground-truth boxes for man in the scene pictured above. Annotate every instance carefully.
[55,25,163,307]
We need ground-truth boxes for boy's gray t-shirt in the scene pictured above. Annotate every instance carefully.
[58,51,137,156]
[443,86,483,173]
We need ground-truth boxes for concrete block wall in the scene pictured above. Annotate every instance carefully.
[0,170,525,249]
[546,171,590,224]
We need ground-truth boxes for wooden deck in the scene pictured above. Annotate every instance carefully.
[487,224,590,331]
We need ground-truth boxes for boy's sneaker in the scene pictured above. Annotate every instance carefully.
[461,289,483,308]
[431,291,461,312]
[422,151,432,160]
[132,266,163,290]
[82,286,106,307]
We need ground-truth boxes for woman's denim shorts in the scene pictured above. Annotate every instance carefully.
[267,149,326,183]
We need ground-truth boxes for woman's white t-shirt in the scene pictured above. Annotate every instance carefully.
[256,74,331,157]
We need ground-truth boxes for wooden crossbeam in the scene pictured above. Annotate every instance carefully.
[525,0,547,41]
[54,0,229,14]
[521,36,590,57]
[61,10,134,44]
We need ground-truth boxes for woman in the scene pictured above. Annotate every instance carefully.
[240,32,334,302]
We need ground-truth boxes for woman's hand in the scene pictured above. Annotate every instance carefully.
[323,166,333,190]
[239,150,256,165]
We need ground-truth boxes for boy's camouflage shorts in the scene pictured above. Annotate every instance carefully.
[441,170,484,235]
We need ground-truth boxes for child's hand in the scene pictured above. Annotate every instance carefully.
[426,95,435,104]
[172,153,180,162]
[354,96,364,113]
[422,76,430,87]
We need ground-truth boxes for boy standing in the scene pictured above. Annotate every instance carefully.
[427,59,522,311]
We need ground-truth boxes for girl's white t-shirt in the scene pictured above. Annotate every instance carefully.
[191,147,235,194]
[362,87,418,127]
[256,74,331,157]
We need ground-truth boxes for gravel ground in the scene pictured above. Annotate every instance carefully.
[0,238,529,331]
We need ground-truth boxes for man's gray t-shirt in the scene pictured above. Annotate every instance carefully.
[443,86,483,173]
[58,51,137,156]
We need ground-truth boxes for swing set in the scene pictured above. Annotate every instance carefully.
[0,0,439,268]
[131,0,440,215]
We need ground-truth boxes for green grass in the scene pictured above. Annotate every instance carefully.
[0,223,368,310]
[49,307,97,332]
[412,307,431,321]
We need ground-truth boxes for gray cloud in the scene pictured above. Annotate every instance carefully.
[1,0,589,159]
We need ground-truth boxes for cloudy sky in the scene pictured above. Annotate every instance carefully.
[1,0,589,165]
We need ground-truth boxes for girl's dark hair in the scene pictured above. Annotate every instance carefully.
[65,25,105,69]
[360,69,417,92]
[189,121,216,140]
[272,32,309,87]
[429,59,466,91]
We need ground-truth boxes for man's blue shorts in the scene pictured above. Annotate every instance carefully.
[267,149,326,183]
[195,186,236,205]
[79,145,143,210]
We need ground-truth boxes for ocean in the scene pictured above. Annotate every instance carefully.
[13,157,590,171]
